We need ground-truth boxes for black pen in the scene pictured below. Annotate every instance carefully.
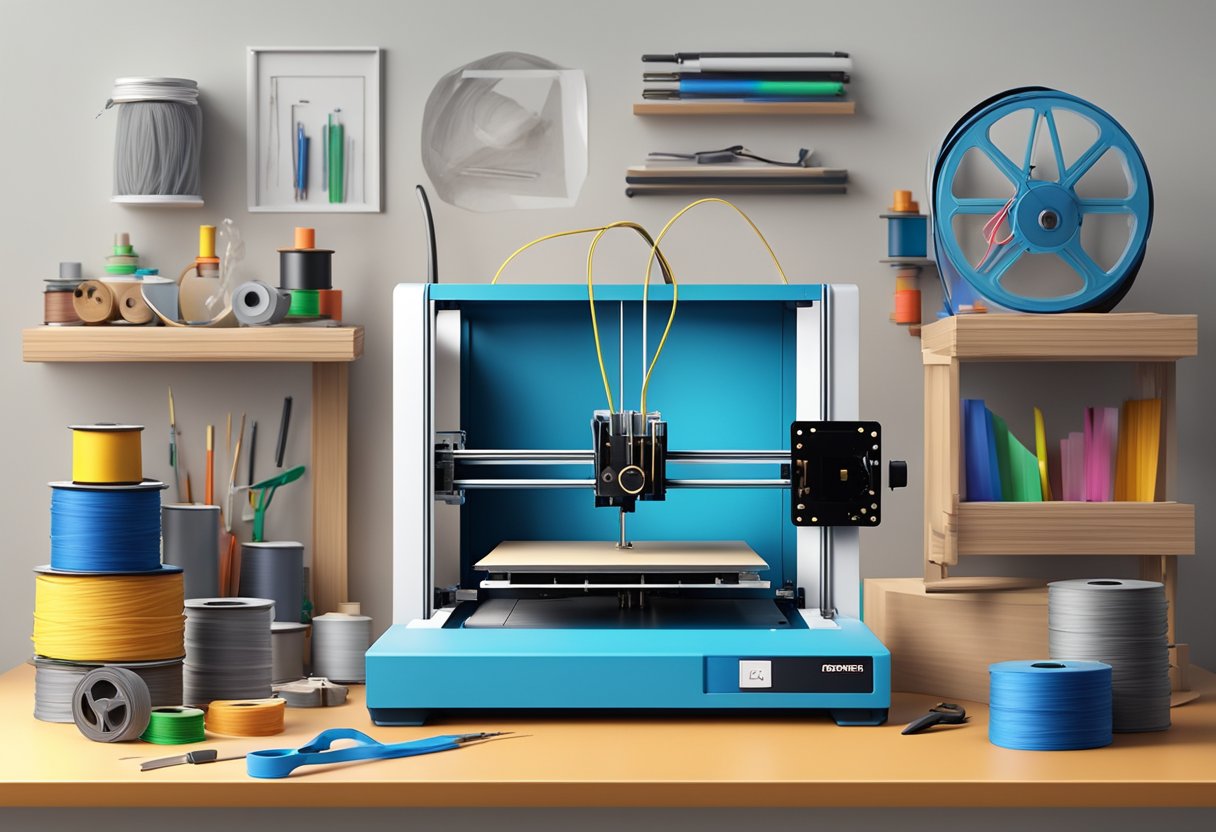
[274,397,292,468]
[248,421,258,485]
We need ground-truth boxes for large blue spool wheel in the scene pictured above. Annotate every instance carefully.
[932,88,1153,314]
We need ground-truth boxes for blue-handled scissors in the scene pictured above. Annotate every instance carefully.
[246,728,512,779]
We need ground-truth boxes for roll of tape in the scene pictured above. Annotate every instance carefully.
[69,423,144,484]
[206,698,286,736]
[141,706,206,745]
[44,290,82,325]
[317,289,342,322]
[233,280,292,326]
[72,666,153,743]
[279,250,333,290]
[116,283,154,324]
[72,280,116,323]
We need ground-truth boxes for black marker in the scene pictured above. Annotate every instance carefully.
[274,397,292,468]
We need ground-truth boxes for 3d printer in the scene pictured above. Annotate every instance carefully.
[368,280,905,726]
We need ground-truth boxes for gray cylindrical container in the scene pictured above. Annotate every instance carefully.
[239,541,305,623]
[162,504,220,599]
[311,613,371,683]
[271,621,309,683]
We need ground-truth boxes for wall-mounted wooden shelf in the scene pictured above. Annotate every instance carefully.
[953,501,1195,557]
[921,313,1198,362]
[633,100,855,117]
[21,324,364,618]
[21,325,363,363]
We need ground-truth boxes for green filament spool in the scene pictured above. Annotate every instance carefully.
[288,289,320,318]
[141,706,206,745]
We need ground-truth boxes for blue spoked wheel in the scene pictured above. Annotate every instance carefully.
[932,88,1153,314]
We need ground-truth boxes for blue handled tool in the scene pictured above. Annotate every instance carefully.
[294,123,309,200]
[246,728,512,779]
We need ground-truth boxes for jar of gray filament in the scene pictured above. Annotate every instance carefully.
[108,77,203,206]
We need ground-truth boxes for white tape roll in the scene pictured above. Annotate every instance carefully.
[233,280,291,326]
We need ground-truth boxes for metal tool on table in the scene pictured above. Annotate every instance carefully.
[902,702,968,735]
[141,748,246,771]
[246,728,512,779]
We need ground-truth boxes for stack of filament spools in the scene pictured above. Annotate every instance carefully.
[31,425,184,723]
[44,262,83,326]
[280,227,340,323]
[1049,578,1171,733]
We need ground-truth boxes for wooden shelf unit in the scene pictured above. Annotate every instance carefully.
[920,313,1197,677]
[21,325,364,617]
[632,100,855,117]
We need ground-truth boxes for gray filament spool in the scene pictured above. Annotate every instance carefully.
[311,613,371,683]
[1049,578,1171,733]
[233,280,292,326]
[271,621,308,683]
[71,666,152,742]
[162,504,220,599]
[239,541,305,623]
[183,598,273,705]
[111,77,202,200]
[34,657,183,723]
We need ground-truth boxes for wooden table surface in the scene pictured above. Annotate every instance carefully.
[0,662,1213,808]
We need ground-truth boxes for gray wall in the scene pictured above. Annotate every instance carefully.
[0,4,1213,823]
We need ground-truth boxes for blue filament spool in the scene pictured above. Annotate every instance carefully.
[989,660,1113,751]
[49,482,165,573]
[931,88,1153,314]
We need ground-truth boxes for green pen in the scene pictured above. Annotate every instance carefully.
[328,113,344,203]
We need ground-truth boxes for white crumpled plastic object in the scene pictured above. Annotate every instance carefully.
[421,52,587,211]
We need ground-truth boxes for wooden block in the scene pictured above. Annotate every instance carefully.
[22,325,364,363]
[312,362,350,616]
[864,577,1047,703]
[1171,643,1192,692]
[474,540,766,573]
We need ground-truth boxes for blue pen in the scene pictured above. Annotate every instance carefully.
[295,123,309,200]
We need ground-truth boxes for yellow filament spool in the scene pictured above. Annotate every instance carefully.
[71,424,144,484]
[206,698,286,736]
[32,569,185,662]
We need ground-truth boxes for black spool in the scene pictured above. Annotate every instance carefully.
[279,249,333,290]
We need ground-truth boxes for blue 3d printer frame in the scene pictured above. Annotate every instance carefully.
[369,282,891,726]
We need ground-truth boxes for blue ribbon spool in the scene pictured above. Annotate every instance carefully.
[989,660,1113,751]
[49,482,165,573]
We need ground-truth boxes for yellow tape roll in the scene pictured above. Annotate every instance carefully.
[206,698,286,736]
[32,570,184,662]
[71,424,143,484]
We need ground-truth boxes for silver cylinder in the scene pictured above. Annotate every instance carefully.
[162,504,220,600]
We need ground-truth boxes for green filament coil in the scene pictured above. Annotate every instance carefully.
[141,706,206,745]
[288,289,320,318]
